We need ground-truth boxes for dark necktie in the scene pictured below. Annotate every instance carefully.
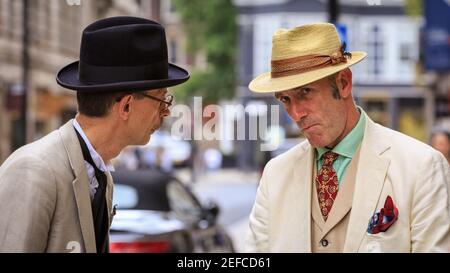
[75,129,109,253]
[315,151,339,221]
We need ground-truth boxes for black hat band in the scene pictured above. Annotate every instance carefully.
[78,60,169,85]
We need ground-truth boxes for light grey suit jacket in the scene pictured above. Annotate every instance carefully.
[0,120,114,253]
[246,112,450,252]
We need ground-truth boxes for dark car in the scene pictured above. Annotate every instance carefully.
[109,170,235,253]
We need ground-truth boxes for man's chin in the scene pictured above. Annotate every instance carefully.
[137,133,152,146]
[305,136,327,148]
[150,127,158,135]
[136,127,160,145]
[152,124,161,132]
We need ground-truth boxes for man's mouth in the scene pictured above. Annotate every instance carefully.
[151,119,164,132]
[302,124,317,132]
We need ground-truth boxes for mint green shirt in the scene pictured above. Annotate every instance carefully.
[316,108,366,187]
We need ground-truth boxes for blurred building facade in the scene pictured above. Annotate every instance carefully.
[233,0,445,169]
[2,0,447,170]
[1,0,84,162]
[0,0,149,162]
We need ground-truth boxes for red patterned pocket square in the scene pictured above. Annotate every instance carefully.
[367,195,399,235]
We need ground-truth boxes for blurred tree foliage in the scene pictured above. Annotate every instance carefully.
[405,0,422,17]
[172,0,237,104]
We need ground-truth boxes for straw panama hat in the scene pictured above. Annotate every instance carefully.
[249,23,367,93]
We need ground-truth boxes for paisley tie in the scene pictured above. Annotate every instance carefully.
[316,151,339,221]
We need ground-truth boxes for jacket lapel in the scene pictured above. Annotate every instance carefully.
[311,162,326,230]
[59,120,97,253]
[343,115,391,252]
[291,143,314,252]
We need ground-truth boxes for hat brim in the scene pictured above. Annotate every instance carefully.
[56,61,190,93]
[249,51,366,93]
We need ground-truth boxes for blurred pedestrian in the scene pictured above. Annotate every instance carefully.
[0,17,189,253]
[246,23,450,253]
[430,128,450,164]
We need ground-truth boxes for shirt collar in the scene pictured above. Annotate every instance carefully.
[73,118,115,172]
[316,106,366,160]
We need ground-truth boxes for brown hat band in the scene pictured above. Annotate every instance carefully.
[271,46,352,78]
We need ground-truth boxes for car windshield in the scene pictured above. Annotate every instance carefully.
[167,181,203,223]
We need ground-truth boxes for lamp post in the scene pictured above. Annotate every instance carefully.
[20,0,30,147]
[328,0,339,24]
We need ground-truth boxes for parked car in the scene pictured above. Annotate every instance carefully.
[109,170,235,253]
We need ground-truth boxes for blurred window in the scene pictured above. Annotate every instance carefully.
[113,184,139,209]
[354,19,419,84]
[6,1,20,40]
[400,43,412,61]
[367,25,384,76]
[29,0,51,48]
[0,1,2,36]
[161,0,178,23]
[397,24,418,78]
[170,40,177,63]
[252,14,326,78]
[253,16,279,77]
[58,2,81,54]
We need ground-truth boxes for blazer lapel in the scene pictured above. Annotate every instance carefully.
[344,115,391,252]
[311,162,325,230]
[59,120,97,253]
[291,143,314,252]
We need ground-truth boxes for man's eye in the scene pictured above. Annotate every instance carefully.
[279,96,290,103]
[301,88,311,94]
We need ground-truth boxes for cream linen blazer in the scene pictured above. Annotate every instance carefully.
[0,120,114,253]
[246,112,450,252]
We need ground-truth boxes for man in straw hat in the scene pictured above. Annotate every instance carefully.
[246,23,450,252]
[0,16,189,253]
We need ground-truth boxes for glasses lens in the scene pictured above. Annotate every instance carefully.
[166,95,174,104]
[157,95,172,112]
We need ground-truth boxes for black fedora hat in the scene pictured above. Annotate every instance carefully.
[56,16,189,93]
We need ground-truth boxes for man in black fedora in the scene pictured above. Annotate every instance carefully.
[0,16,189,253]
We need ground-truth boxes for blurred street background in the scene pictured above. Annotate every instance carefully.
[175,168,259,252]
[1,0,450,252]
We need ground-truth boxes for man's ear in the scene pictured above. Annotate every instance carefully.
[337,68,352,98]
[117,95,132,120]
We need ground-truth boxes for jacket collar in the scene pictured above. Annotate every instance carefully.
[59,119,97,253]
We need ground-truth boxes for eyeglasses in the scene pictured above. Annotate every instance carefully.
[115,92,174,110]
[141,93,174,109]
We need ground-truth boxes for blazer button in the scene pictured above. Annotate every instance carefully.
[320,239,329,247]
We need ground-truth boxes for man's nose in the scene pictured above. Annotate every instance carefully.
[160,107,170,117]
[287,102,307,121]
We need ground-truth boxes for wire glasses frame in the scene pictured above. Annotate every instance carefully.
[141,93,174,109]
[114,92,174,110]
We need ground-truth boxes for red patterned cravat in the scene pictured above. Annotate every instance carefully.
[316,151,339,221]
